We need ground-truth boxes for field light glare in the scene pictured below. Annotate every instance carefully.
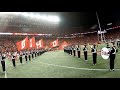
[0,12,60,23]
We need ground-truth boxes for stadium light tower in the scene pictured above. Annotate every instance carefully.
[96,11,103,42]
[0,12,60,24]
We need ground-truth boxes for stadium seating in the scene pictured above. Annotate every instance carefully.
[0,29,120,52]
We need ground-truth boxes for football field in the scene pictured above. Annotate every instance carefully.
[0,44,120,78]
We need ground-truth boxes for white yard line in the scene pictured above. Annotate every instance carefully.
[32,61,120,71]
[4,59,28,78]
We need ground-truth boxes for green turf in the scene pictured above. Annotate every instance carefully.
[0,44,120,78]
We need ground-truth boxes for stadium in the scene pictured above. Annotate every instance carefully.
[0,12,120,78]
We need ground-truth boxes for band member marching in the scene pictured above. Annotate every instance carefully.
[83,45,88,61]
[28,51,31,61]
[25,51,28,62]
[33,50,35,58]
[91,44,97,65]
[37,50,39,56]
[109,44,117,71]
[73,46,76,56]
[77,45,80,59]
[39,49,41,55]
[70,46,72,55]
[68,46,71,55]
[0,52,6,72]
[19,51,23,64]
[11,52,16,68]
[31,50,34,59]
[35,50,37,57]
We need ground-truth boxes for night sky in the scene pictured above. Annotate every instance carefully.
[59,12,97,28]
[58,11,120,30]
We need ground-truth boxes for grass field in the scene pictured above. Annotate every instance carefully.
[0,44,120,78]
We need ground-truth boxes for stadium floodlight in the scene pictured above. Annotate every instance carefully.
[0,32,13,35]
[22,12,30,17]
[0,12,21,15]
[29,13,36,18]
[47,16,54,21]
[0,12,60,23]
[0,12,11,15]
[49,16,56,22]
[16,12,22,14]
[40,15,48,21]
[53,16,60,22]
[35,14,60,23]
[36,14,42,19]
[47,16,60,23]
[12,12,20,15]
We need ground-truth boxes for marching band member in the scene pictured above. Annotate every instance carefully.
[73,45,76,56]
[11,52,16,68]
[31,50,34,58]
[77,45,80,58]
[91,44,97,65]
[19,51,23,64]
[109,45,117,71]
[0,52,6,72]
[35,50,37,57]
[83,45,88,61]
[28,51,31,61]
[25,51,28,62]
[70,46,72,55]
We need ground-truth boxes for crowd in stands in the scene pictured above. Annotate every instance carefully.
[105,29,120,42]
[0,29,120,52]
